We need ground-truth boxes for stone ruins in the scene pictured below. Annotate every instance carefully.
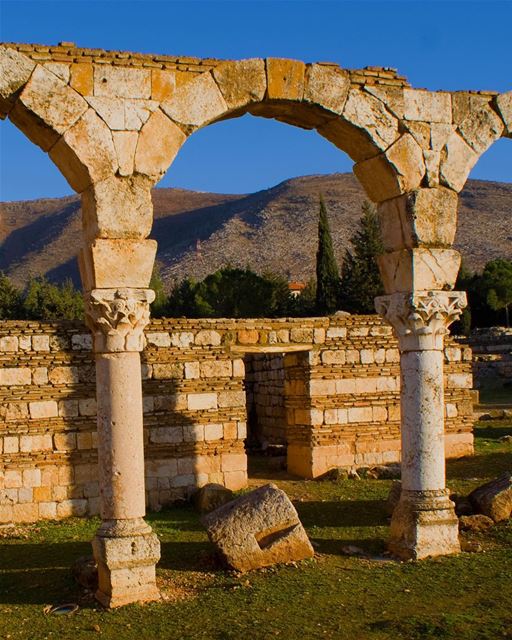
[0,42,510,607]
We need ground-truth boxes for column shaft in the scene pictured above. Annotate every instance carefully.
[96,352,146,521]
[400,349,445,492]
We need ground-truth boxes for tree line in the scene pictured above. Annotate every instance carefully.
[1,200,510,330]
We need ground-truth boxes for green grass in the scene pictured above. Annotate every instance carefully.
[1,420,511,640]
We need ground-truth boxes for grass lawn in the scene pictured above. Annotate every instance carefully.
[0,419,511,640]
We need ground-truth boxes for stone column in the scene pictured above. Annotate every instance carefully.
[375,290,466,560]
[85,287,160,608]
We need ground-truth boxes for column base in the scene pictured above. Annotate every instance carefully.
[92,518,161,608]
[388,489,460,560]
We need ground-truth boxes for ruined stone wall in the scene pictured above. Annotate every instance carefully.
[461,328,512,389]
[245,354,287,447]
[0,316,474,523]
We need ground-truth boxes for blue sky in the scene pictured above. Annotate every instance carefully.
[0,0,511,201]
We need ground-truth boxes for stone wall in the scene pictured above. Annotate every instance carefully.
[245,353,287,447]
[461,328,512,389]
[0,316,474,523]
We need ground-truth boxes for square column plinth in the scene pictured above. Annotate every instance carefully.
[388,489,460,560]
[92,520,161,608]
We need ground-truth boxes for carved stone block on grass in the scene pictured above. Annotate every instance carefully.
[468,472,512,523]
[201,483,314,572]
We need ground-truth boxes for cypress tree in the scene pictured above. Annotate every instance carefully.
[315,197,340,315]
[339,201,384,314]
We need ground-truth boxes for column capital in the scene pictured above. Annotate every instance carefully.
[85,288,155,353]
[375,290,467,351]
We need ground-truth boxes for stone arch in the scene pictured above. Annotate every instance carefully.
[155,58,427,203]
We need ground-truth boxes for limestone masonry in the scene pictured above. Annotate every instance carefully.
[0,316,473,523]
[1,40,508,605]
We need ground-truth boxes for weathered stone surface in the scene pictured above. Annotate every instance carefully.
[0,46,35,113]
[134,108,186,178]
[213,59,266,110]
[468,472,512,523]
[10,65,88,151]
[93,65,151,99]
[496,92,512,137]
[161,71,227,128]
[112,131,138,176]
[354,133,425,202]
[458,104,504,154]
[377,187,458,251]
[80,175,153,240]
[320,89,398,163]
[404,89,452,123]
[93,528,160,607]
[378,248,461,294]
[266,58,305,101]
[49,108,118,193]
[304,64,350,114]
[194,483,234,514]
[79,238,157,289]
[459,514,494,532]
[201,483,314,572]
[70,63,93,96]
[151,68,176,102]
[388,490,460,560]
[439,131,478,193]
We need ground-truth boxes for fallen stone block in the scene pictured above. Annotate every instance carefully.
[459,514,494,533]
[468,472,512,522]
[450,493,474,517]
[201,483,314,572]
[193,483,234,514]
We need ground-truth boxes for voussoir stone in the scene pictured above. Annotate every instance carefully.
[439,131,479,193]
[457,103,504,154]
[134,108,186,179]
[161,71,228,128]
[0,46,35,112]
[49,108,118,193]
[468,472,512,523]
[201,483,314,572]
[496,91,512,137]
[213,59,266,111]
[304,63,350,114]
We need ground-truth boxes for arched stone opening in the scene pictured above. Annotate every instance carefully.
[1,41,511,605]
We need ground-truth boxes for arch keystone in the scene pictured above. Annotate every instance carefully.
[212,59,266,110]
[266,58,306,101]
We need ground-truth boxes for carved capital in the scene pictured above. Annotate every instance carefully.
[375,290,467,351]
[85,288,155,353]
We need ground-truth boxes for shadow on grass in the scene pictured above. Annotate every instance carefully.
[296,500,388,529]
[0,540,88,605]
[474,425,512,440]
[447,451,512,479]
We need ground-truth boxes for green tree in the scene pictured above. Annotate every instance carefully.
[480,258,512,327]
[339,201,384,314]
[452,261,473,335]
[22,278,83,321]
[149,264,168,318]
[315,197,340,315]
[0,272,22,319]
[166,267,294,318]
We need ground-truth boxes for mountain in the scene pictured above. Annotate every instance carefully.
[1,174,511,289]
